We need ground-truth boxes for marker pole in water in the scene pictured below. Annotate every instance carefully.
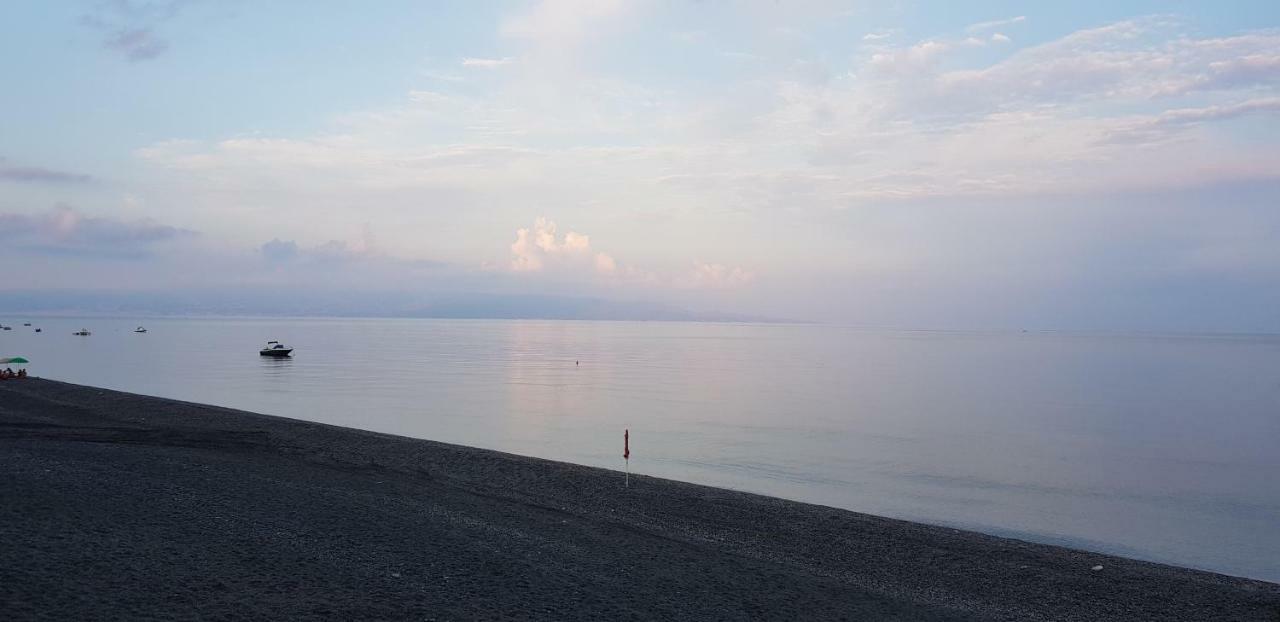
[624,429,630,488]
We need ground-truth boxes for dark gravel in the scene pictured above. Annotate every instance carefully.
[1,378,1277,621]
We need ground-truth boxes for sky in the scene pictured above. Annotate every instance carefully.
[2,1,1279,329]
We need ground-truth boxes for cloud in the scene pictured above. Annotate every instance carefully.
[500,0,632,52]
[0,158,93,184]
[123,15,1280,320]
[990,33,1011,44]
[103,27,169,61]
[462,57,515,68]
[828,19,1280,199]
[509,217,596,272]
[506,217,749,290]
[678,263,756,290]
[966,16,1025,33]
[0,205,195,259]
[259,238,298,262]
[1166,52,1280,95]
[261,223,379,265]
[1151,97,1280,125]
[1106,97,1280,144]
[81,0,190,62]
[928,21,1280,107]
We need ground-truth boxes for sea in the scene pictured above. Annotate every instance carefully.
[2,316,1277,582]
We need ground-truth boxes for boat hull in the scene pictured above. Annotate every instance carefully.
[259,349,293,357]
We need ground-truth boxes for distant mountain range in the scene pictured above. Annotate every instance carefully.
[0,289,779,323]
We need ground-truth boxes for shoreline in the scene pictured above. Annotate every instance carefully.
[2,378,1277,620]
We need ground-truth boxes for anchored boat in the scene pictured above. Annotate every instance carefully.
[259,341,293,357]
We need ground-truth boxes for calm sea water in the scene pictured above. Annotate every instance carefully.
[2,317,1278,581]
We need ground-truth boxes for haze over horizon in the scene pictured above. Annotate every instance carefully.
[3,1,1280,330]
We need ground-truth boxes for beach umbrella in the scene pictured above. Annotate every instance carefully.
[0,357,28,364]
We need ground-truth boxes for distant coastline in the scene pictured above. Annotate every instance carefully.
[0,289,789,324]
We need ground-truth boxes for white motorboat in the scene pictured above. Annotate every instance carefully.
[259,341,293,357]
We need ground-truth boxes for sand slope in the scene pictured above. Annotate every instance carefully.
[1,379,1277,621]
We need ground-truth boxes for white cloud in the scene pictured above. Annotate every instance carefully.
[462,57,515,68]
[990,33,1011,44]
[1106,97,1280,143]
[509,217,596,272]
[678,263,756,290]
[500,0,631,47]
[123,15,1280,319]
[137,18,1280,213]
[965,15,1025,33]
[868,39,951,73]
[506,217,749,290]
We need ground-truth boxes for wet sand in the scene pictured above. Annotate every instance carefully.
[1,378,1277,621]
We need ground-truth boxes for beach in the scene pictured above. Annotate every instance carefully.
[1,379,1277,621]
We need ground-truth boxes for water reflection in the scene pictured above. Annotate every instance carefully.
[4,316,1279,581]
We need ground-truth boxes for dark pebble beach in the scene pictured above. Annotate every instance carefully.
[2,378,1277,621]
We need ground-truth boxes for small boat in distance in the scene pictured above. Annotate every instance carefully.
[23,323,31,326]
[134,326,148,333]
[34,328,42,333]
[73,329,91,336]
[1,326,10,331]
[259,341,293,357]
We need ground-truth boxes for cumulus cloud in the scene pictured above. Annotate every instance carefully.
[509,217,599,272]
[506,217,750,290]
[0,158,93,184]
[259,238,299,262]
[0,205,195,259]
